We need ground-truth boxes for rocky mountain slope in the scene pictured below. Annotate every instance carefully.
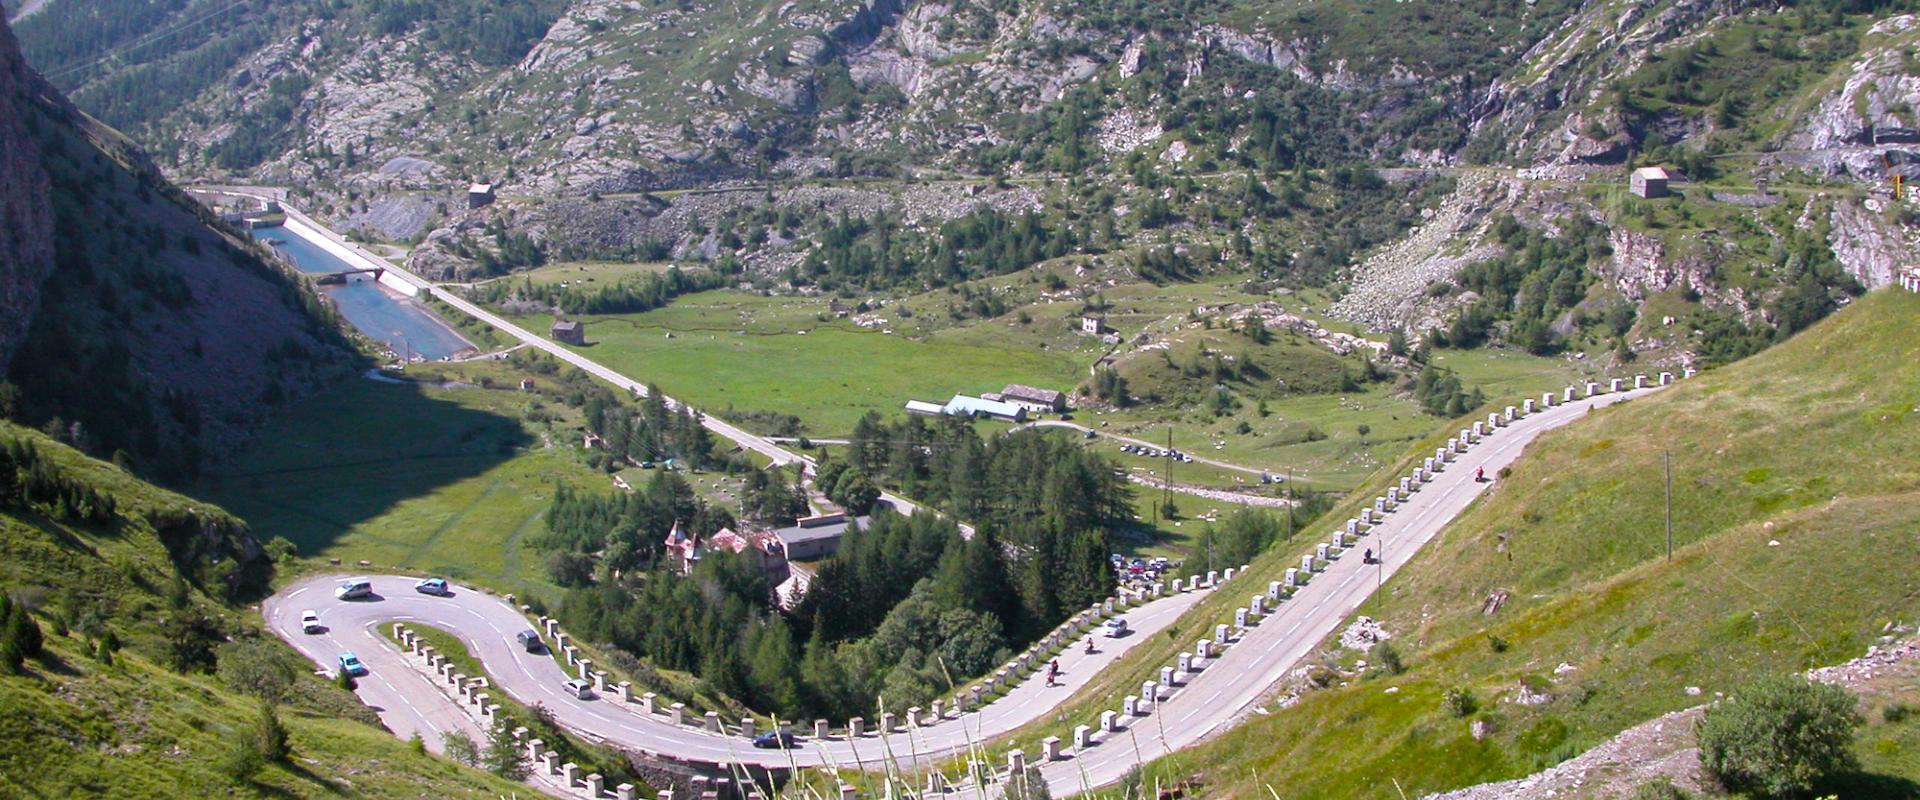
[0,13,355,480]
[0,11,52,374]
[13,0,1615,193]
[13,0,1916,370]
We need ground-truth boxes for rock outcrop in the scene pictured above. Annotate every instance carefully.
[1328,170,1505,333]
[0,15,53,373]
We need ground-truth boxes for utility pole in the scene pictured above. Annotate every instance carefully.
[1664,449,1674,562]
[1284,468,1293,542]
[1374,517,1385,615]
[1163,426,1174,522]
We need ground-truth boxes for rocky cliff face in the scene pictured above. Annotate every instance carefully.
[0,15,53,374]
[0,13,353,478]
[1476,0,1763,166]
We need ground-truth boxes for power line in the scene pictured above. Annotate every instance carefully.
[42,0,256,83]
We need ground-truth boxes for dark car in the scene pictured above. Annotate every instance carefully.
[515,630,545,653]
[752,731,798,750]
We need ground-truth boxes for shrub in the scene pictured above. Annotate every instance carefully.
[252,701,290,763]
[1000,765,1053,800]
[481,713,528,779]
[1695,675,1861,798]
[1369,641,1405,676]
[1487,634,1510,653]
[1628,778,1695,800]
[1443,686,1479,717]
[220,737,264,783]
[443,731,479,766]
[217,638,298,702]
[1884,702,1912,724]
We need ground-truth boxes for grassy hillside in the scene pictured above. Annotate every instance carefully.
[0,422,536,798]
[1119,288,1920,798]
[200,366,572,597]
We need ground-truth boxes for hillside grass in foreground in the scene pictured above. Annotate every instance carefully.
[1112,289,1920,797]
[0,423,534,798]
[0,635,534,799]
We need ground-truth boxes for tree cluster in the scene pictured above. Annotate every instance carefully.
[582,385,723,472]
[469,266,729,316]
[541,470,733,581]
[1439,214,1609,355]
[1410,364,1486,418]
[0,437,118,524]
[1182,505,1334,582]
[542,422,1128,721]
[1086,366,1132,407]
[795,208,1072,290]
[0,590,46,675]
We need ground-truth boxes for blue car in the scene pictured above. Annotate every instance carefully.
[414,578,450,596]
[752,731,798,750]
[337,652,367,677]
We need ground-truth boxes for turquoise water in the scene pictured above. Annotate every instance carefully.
[250,227,472,361]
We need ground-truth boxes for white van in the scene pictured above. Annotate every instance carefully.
[334,577,373,600]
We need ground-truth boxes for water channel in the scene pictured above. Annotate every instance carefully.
[249,226,473,361]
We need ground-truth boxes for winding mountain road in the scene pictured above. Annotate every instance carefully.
[1033,386,1658,795]
[263,378,1664,795]
[1019,420,1268,478]
[264,573,1216,769]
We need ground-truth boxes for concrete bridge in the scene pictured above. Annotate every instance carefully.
[314,267,385,285]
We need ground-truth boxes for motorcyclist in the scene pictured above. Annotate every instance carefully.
[1363,548,1373,564]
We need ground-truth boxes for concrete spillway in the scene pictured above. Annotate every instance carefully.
[251,224,472,360]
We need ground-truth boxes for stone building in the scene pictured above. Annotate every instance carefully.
[991,383,1067,413]
[1630,166,1670,199]
[467,182,496,209]
[551,319,585,345]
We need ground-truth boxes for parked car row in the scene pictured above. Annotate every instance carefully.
[1110,553,1175,594]
[307,576,465,681]
[1117,444,1193,462]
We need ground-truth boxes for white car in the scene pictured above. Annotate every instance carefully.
[300,610,323,634]
[334,577,372,600]
[1103,618,1129,638]
[564,678,593,699]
